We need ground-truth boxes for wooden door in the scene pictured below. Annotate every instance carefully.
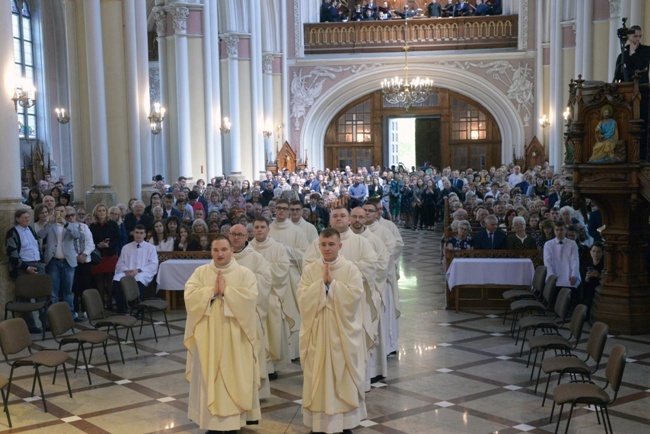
[415,117,441,169]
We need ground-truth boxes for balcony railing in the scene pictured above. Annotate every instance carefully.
[304,15,518,55]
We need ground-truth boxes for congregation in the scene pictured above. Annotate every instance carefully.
[8,160,611,432]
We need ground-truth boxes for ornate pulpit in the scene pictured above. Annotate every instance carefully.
[565,76,649,334]
[266,141,309,174]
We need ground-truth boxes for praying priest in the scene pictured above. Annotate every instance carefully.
[184,235,260,432]
[298,228,366,434]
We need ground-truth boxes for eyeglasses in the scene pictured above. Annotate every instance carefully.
[230,233,248,238]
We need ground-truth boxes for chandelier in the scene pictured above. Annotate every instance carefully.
[381,21,433,111]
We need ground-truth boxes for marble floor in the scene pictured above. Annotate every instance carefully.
[1,227,650,433]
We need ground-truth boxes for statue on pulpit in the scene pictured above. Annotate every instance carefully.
[588,105,625,164]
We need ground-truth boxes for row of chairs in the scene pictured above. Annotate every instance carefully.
[503,265,628,434]
[0,275,171,428]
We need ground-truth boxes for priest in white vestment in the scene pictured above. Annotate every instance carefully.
[250,217,293,376]
[269,198,309,359]
[229,224,273,400]
[365,199,401,355]
[351,206,390,385]
[184,236,260,432]
[290,199,318,243]
[298,228,367,434]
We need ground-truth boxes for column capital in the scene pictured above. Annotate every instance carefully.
[164,5,189,34]
[609,0,621,18]
[152,6,166,37]
[262,54,274,74]
[222,35,240,58]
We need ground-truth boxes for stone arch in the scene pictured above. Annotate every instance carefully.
[300,64,525,170]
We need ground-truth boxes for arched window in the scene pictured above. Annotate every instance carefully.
[12,0,37,139]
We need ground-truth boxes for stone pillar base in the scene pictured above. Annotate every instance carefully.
[141,185,159,203]
[85,185,118,213]
[228,173,246,185]
[0,199,30,312]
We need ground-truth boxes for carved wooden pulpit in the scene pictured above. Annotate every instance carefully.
[266,141,309,174]
[565,76,649,334]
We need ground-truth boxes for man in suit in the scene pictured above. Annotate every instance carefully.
[473,215,506,250]
[320,0,331,22]
[428,1,442,17]
[450,170,464,190]
[475,0,489,16]
[162,193,183,220]
[124,200,153,241]
[38,204,82,318]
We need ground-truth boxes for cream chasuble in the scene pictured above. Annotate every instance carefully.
[184,260,260,431]
[250,235,293,373]
[303,229,379,351]
[232,244,273,399]
[298,256,367,433]
[269,219,309,359]
[294,217,318,243]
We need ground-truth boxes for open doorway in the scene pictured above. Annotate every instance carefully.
[387,116,441,171]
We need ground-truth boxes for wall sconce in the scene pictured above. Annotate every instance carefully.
[220,117,231,133]
[148,102,166,135]
[563,107,571,123]
[538,114,550,128]
[263,129,272,139]
[12,78,36,112]
[55,107,70,124]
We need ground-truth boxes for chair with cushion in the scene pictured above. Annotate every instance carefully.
[509,274,558,335]
[0,318,72,413]
[83,288,138,363]
[120,276,170,343]
[538,321,609,406]
[502,265,547,324]
[47,302,112,385]
[514,287,572,356]
[4,274,53,340]
[0,375,11,428]
[527,304,587,381]
[550,344,627,434]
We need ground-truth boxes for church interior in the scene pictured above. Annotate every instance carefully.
[1,0,650,433]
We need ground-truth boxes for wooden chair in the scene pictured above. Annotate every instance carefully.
[83,288,139,363]
[47,302,112,385]
[550,344,627,434]
[120,276,170,343]
[0,318,72,413]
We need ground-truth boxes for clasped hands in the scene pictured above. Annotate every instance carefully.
[323,263,333,287]
[213,271,226,296]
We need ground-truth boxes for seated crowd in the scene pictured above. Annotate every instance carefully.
[320,0,502,23]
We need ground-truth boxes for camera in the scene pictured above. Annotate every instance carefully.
[617,18,635,43]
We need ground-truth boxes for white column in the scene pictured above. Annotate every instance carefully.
[609,0,622,82]
[209,0,223,177]
[152,5,168,179]
[223,35,241,175]
[549,0,563,172]
[0,2,22,203]
[165,4,192,180]
[63,0,82,189]
[250,0,265,178]
[135,0,152,188]
[263,54,275,165]
[280,0,290,145]
[534,0,544,144]
[629,0,644,27]
[202,0,215,180]
[575,4,584,77]
[581,0,594,80]
[83,0,110,187]
[122,0,142,199]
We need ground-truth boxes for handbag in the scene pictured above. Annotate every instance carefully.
[90,248,102,265]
